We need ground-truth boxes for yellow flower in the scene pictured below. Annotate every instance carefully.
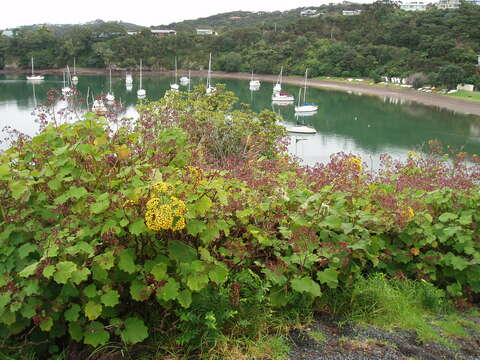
[152,181,173,193]
[144,195,187,232]
[406,207,415,218]
[123,199,137,207]
[146,197,161,210]
[410,247,420,256]
[347,157,363,173]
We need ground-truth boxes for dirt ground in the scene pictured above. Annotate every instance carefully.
[288,312,480,360]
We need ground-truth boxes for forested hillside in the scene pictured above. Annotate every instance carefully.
[1,1,479,88]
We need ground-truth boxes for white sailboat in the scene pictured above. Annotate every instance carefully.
[180,72,190,85]
[26,57,44,81]
[106,66,115,103]
[295,69,318,113]
[249,70,260,88]
[187,70,191,92]
[62,66,72,96]
[272,66,294,102]
[125,72,133,85]
[206,53,216,95]
[170,57,179,91]
[72,57,78,85]
[137,59,146,99]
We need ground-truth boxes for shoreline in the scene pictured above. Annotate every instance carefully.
[1,68,479,116]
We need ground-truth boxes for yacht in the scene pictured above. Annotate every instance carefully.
[295,69,318,113]
[137,59,146,99]
[26,57,44,81]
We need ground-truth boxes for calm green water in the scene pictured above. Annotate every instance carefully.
[1,73,479,165]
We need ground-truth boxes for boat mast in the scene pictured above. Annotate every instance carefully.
[207,53,212,88]
[139,59,143,89]
[188,70,191,93]
[175,57,178,84]
[109,66,112,93]
[303,69,308,104]
[73,57,76,75]
[31,57,34,76]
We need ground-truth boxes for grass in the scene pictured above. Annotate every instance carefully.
[308,330,327,343]
[445,90,480,101]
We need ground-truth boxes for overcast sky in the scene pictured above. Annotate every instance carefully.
[1,0,374,29]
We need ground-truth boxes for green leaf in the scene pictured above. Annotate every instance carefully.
[19,262,39,278]
[178,289,192,308]
[95,251,115,270]
[90,199,110,214]
[42,265,56,279]
[64,304,81,322]
[186,219,207,236]
[0,163,10,177]
[71,268,91,285]
[69,186,88,200]
[17,243,37,259]
[69,322,83,342]
[439,212,458,222]
[317,268,339,289]
[53,261,77,284]
[101,290,120,307]
[151,263,168,281]
[121,317,149,344]
[186,273,209,291]
[118,249,136,274]
[158,278,179,301]
[130,280,152,301]
[85,301,103,321]
[208,264,229,285]
[194,195,213,216]
[84,321,109,347]
[129,218,148,235]
[40,317,53,332]
[168,241,197,263]
[84,284,98,298]
[291,277,321,297]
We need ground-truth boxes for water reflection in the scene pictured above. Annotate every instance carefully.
[0,73,479,166]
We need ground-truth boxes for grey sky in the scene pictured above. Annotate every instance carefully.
[1,0,373,29]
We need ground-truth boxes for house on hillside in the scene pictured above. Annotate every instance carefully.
[465,0,480,4]
[229,16,242,20]
[151,29,176,36]
[300,9,317,16]
[398,0,427,11]
[342,10,362,15]
[437,0,460,9]
[196,29,217,35]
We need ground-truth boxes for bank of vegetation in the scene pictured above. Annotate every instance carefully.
[1,1,479,89]
[0,86,479,359]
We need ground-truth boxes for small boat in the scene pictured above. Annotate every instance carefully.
[61,67,72,96]
[272,92,294,102]
[249,70,260,88]
[92,99,107,115]
[72,57,78,85]
[180,75,190,85]
[295,69,318,113]
[106,66,115,103]
[273,66,283,93]
[26,57,44,81]
[206,53,216,95]
[170,57,179,91]
[285,125,317,134]
[137,59,146,99]
[125,72,133,85]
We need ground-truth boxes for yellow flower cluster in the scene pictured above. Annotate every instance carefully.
[347,157,363,173]
[145,196,187,232]
[405,207,415,218]
[410,247,420,256]
[152,181,173,193]
[123,199,137,207]
[187,166,204,184]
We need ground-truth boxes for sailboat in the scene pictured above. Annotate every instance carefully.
[26,57,44,81]
[187,70,191,92]
[180,69,190,85]
[272,66,294,102]
[62,66,72,96]
[295,69,318,113]
[249,70,260,88]
[170,57,179,91]
[106,66,115,103]
[137,59,146,99]
[206,53,216,95]
[285,114,317,134]
[125,72,133,85]
[72,57,78,85]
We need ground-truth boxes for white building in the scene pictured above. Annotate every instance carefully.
[151,29,176,36]
[342,10,362,15]
[398,0,427,11]
[196,29,216,35]
[300,9,317,16]
[1,30,14,37]
[437,0,460,9]
[465,0,480,4]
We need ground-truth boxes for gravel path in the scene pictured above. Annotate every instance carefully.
[287,312,480,360]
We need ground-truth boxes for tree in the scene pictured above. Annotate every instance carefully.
[437,64,465,89]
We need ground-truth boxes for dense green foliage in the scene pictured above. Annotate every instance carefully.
[2,1,480,88]
[0,87,479,357]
